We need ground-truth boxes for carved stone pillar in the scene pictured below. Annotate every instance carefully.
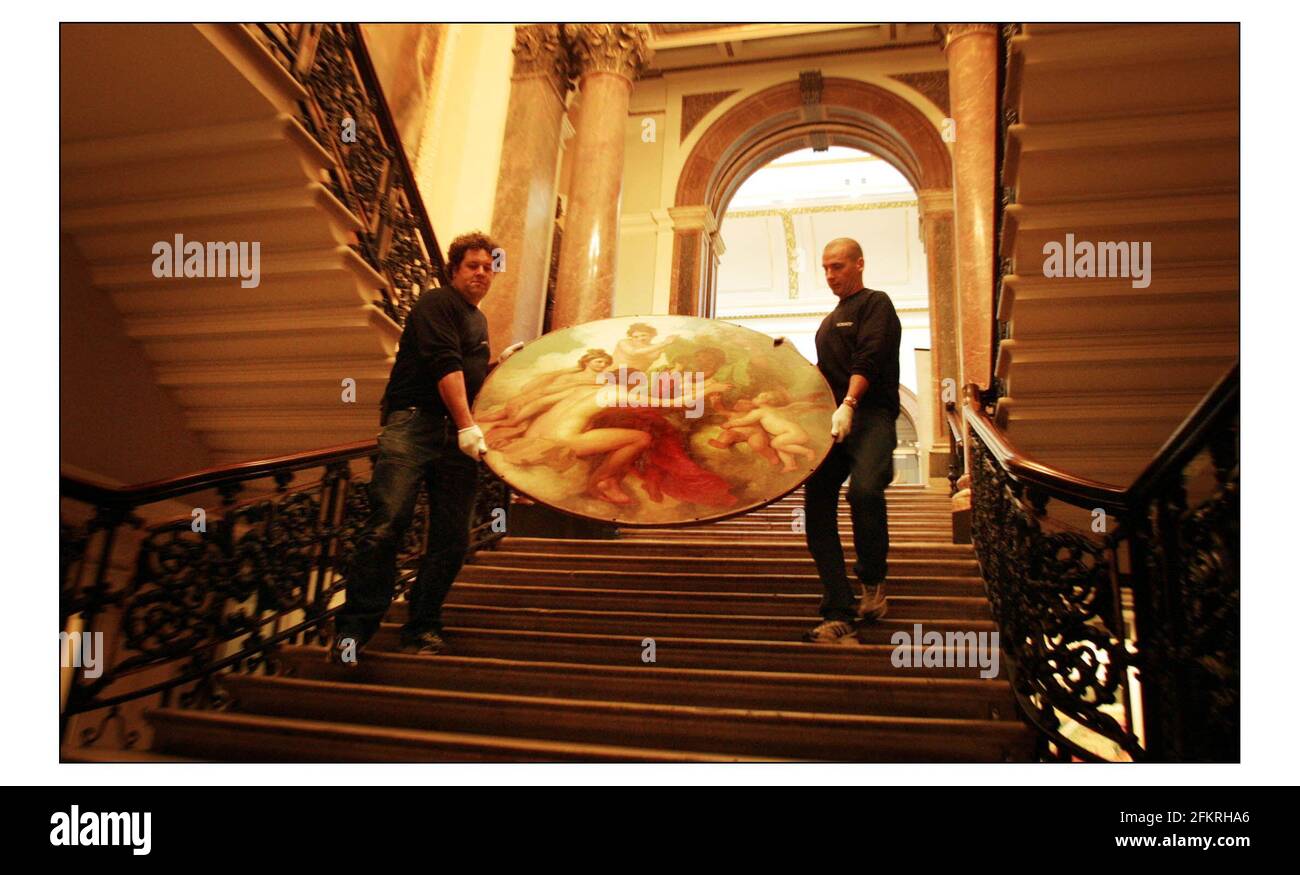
[482,25,570,356]
[551,24,651,328]
[917,188,960,454]
[942,24,998,391]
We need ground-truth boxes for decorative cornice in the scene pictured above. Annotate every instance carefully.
[564,23,652,82]
[680,89,737,142]
[511,24,570,97]
[915,188,954,216]
[889,70,950,116]
[667,204,719,233]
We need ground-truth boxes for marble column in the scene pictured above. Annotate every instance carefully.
[551,24,651,329]
[481,25,570,357]
[942,24,998,391]
[917,188,961,452]
[666,205,721,317]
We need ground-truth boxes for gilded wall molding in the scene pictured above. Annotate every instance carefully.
[727,200,918,220]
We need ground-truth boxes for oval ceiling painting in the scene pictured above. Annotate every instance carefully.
[474,315,836,526]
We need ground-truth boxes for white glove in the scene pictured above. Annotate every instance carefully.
[457,424,487,459]
[830,403,854,443]
[499,341,525,363]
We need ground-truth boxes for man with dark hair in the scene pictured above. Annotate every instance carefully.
[802,237,902,643]
[331,231,515,662]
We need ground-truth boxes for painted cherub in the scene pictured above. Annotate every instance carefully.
[719,389,820,472]
[708,396,782,467]
[612,322,678,372]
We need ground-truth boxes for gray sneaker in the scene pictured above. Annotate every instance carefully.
[803,618,859,643]
[855,582,888,622]
[399,628,446,655]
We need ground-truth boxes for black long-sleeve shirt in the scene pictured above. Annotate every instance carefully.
[381,286,490,418]
[814,287,901,418]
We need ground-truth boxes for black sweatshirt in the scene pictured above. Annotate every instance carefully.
[381,286,490,418]
[814,287,901,418]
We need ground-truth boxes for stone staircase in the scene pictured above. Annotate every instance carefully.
[60,24,401,466]
[144,485,1037,762]
[996,23,1239,485]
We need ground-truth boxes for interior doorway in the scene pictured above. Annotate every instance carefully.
[714,145,930,484]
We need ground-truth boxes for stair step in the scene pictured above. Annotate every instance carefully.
[65,186,361,263]
[280,647,1014,720]
[1002,193,1238,269]
[148,708,765,763]
[469,552,978,576]
[431,582,992,620]
[999,271,1238,335]
[494,537,974,558]
[997,333,1237,396]
[456,568,985,597]
[367,624,1003,678]
[624,531,957,544]
[404,603,996,642]
[218,674,1034,762]
[61,116,335,206]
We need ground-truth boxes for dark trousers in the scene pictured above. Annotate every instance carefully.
[804,406,896,622]
[335,407,479,645]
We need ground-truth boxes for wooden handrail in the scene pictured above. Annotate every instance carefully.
[963,397,1130,511]
[60,439,378,508]
[1128,362,1239,499]
[961,362,1238,513]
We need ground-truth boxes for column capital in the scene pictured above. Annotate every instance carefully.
[938,23,999,52]
[563,23,652,82]
[511,24,571,98]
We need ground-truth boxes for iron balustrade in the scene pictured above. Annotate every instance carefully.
[962,364,1239,761]
[59,442,509,750]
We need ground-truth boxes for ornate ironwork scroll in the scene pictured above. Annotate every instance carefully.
[966,365,1239,761]
[970,432,1141,761]
[251,24,445,326]
[60,443,510,747]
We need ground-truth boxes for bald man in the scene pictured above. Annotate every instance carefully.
[802,237,901,643]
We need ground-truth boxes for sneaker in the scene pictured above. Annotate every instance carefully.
[327,634,360,669]
[399,628,446,655]
[855,582,888,623]
[802,619,859,643]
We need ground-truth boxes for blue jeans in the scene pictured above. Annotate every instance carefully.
[803,406,896,622]
[335,407,479,645]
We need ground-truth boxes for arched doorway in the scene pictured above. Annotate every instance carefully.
[671,76,958,480]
